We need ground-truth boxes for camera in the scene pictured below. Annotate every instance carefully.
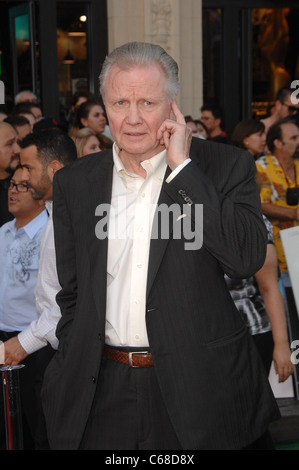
[286,187,299,206]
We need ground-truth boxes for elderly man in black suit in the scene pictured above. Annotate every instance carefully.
[42,42,280,450]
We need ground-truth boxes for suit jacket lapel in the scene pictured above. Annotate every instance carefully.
[84,153,187,305]
[146,165,173,298]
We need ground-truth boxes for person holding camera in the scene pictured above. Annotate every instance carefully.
[256,118,299,289]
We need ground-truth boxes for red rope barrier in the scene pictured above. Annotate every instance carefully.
[3,370,14,450]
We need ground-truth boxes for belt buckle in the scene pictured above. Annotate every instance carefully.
[128,351,148,368]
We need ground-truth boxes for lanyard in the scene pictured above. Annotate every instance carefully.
[280,162,298,188]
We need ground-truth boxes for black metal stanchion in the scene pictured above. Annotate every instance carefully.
[0,365,25,450]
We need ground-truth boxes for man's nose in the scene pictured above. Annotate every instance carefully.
[20,167,30,181]
[13,140,21,155]
[126,104,142,125]
[9,185,18,195]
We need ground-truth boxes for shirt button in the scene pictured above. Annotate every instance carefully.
[137,263,142,268]
[135,335,140,340]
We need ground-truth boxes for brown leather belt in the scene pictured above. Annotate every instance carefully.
[104,346,154,368]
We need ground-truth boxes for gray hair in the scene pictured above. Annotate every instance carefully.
[99,42,180,102]
[14,90,38,104]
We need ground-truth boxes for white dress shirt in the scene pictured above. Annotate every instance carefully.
[106,144,190,347]
[18,201,61,354]
[17,150,190,352]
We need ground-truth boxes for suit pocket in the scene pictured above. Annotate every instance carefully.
[206,325,247,349]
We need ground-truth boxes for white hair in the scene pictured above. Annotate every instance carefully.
[15,90,38,104]
[99,42,180,102]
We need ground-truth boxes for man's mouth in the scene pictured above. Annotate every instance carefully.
[125,132,146,137]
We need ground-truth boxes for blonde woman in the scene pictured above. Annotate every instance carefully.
[71,128,101,158]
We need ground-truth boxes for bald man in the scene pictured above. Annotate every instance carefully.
[0,122,20,226]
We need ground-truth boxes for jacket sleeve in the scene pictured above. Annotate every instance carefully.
[163,146,267,278]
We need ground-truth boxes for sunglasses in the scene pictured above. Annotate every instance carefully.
[280,101,297,113]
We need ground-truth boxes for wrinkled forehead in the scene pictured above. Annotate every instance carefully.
[105,63,168,97]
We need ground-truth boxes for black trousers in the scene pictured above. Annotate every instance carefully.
[0,331,55,450]
[79,349,275,450]
[79,352,183,450]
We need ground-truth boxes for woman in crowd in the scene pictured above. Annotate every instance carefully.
[71,128,101,158]
[194,119,208,139]
[225,144,293,383]
[225,215,294,383]
[231,118,267,158]
[97,133,114,151]
[72,99,107,136]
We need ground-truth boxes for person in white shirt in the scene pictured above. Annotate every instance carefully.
[0,167,48,449]
[2,129,77,367]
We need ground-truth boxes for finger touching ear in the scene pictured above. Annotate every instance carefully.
[170,101,185,125]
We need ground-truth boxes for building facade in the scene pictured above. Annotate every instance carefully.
[0,0,298,134]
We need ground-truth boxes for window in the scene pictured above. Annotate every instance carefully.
[57,2,90,110]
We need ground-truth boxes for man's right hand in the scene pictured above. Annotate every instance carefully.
[3,337,28,366]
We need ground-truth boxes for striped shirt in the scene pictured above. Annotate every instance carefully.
[224,216,273,336]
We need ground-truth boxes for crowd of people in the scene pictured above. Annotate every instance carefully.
[0,41,298,450]
[186,87,299,386]
[186,86,299,379]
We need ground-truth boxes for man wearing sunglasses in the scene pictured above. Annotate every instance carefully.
[0,166,48,449]
[262,87,298,135]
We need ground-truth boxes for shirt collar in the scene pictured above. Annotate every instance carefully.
[112,142,167,184]
[5,209,48,240]
[45,200,53,218]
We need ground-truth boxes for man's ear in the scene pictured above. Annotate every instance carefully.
[169,97,178,121]
[275,99,282,111]
[274,138,283,149]
[47,160,63,179]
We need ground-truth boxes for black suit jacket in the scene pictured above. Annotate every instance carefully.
[41,138,280,449]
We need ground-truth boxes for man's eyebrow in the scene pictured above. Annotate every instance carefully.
[19,163,32,171]
[11,178,28,185]
[6,137,16,145]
